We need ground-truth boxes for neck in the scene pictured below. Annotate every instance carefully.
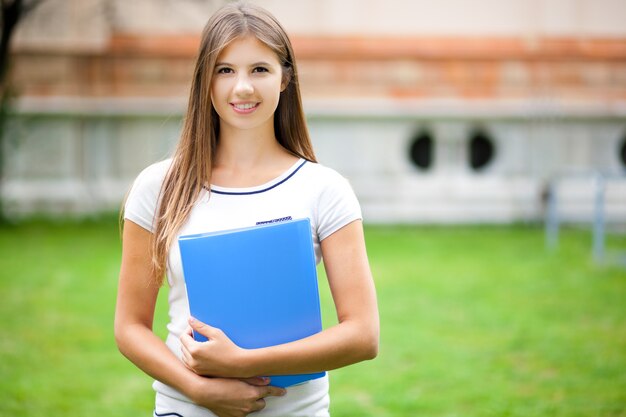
[215,124,285,169]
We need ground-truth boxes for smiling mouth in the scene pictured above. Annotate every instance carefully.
[231,102,260,113]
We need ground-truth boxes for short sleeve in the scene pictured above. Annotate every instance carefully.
[316,172,362,241]
[124,160,170,233]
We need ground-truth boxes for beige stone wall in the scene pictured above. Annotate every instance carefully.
[14,0,626,42]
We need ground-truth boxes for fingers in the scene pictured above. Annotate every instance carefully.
[179,325,196,354]
[249,385,287,412]
[239,377,288,396]
[253,398,267,412]
[263,385,287,398]
[179,329,194,366]
[178,321,209,372]
[240,376,270,386]
[180,345,192,370]
[179,318,243,378]
[241,378,288,399]
[179,329,205,373]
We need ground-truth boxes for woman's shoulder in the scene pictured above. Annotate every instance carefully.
[126,158,173,205]
[131,158,173,191]
[298,161,357,197]
[297,160,359,202]
[137,158,173,181]
[301,160,349,184]
[300,161,362,240]
[124,159,173,231]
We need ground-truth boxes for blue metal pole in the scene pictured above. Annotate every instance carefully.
[593,173,605,263]
[545,180,559,250]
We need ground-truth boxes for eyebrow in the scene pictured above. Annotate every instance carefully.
[215,61,274,67]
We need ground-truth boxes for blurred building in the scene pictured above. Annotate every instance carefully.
[4,0,626,223]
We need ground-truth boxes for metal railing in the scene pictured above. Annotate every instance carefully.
[545,171,626,266]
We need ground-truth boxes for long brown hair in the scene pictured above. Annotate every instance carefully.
[150,2,316,283]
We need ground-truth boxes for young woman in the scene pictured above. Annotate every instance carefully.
[115,2,379,416]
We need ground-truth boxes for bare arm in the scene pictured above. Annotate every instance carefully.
[115,220,284,416]
[180,220,379,377]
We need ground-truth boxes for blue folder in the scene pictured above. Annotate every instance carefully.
[178,218,326,388]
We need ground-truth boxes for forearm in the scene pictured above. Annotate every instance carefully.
[242,318,378,377]
[116,320,288,415]
[183,313,378,379]
[115,322,203,399]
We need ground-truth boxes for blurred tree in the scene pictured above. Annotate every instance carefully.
[0,0,45,222]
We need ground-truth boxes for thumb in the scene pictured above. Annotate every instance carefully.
[188,316,219,339]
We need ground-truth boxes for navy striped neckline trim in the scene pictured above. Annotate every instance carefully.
[154,411,183,417]
[208,159,307,196]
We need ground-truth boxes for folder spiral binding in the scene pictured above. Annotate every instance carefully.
[178,218,326,388]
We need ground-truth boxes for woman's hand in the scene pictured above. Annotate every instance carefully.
[180,317,250,377]
[189,375,286,417]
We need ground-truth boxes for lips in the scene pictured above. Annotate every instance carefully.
[231,102,260,114]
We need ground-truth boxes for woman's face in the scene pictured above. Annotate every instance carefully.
[210,35,285,135]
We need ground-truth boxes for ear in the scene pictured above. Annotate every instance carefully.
[281,66,292,92]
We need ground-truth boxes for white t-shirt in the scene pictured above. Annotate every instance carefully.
[124,158,362,417]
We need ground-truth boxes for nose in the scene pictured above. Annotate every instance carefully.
[234,74,254,96]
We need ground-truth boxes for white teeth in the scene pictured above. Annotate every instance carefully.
[234,103,257,110]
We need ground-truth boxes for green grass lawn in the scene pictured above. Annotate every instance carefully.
[0,218,624,416]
